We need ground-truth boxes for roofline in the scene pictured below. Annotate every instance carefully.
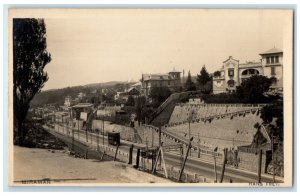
[259,51,283,55]
[223,57,240,63]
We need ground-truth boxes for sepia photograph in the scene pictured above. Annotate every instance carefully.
[7,8,294,187]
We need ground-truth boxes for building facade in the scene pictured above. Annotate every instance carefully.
[141,68,182,97]
[212,47,283,94]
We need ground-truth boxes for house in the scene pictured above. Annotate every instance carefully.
[114,87,141,102]
[141,68,182,97]
[212,47,283,94]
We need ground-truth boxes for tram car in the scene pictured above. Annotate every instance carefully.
[107,131,120,146]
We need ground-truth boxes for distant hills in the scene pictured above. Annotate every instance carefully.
[31,81,137,107]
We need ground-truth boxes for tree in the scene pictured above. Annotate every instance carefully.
[197,66,212,93]
[185,71,196,91]
[126,95,135,106]
[149,86,171,107]
[236,75,272,103]
[260,101,283,140]
[13,19,51,145]
[213,71,221,77]
[197,66,211,85]
[135,96,147,123]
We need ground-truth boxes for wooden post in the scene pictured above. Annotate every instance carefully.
[151,154,155,172]
[62,116,64,134]
[101,151,105,161]
[86,122,88,143]
[213,153,218,183]
[151,128,154,147]
[219,148,228,183]
[159,127,161,146]
[102,119,105,146]
[97,129,100,151]
[160,146,168,178]
[57,115,59,132]
[152,146,162,174]
[114,145,120,161]
[271,133,275,182]
[85,149,88,159]
[258,149,262,183]
[72,126,74,151]
[178,137,193,182]
[91,121,93,144]
[135,148,140,168]
[198,133,200,158]
[128,144,133,164]
[159,128,162,166]
[77,119,79,140]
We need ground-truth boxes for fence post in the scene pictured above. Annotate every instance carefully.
[114,145,120,161]
[178,137,193,182]
[135,148,140,168]
[128,144,133,165]
[219,148,228,183]
[258,149,263,183]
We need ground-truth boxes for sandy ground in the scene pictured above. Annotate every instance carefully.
[13,146,171,185]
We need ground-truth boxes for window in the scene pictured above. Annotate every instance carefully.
[227,80,235,87]
[168,80,170,85]
[275,56,279,63]
[271,67,276,76]
[271,56,274,64]
[228,68,234,77]
[266,57,270,64]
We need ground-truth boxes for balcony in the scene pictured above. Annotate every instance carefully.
[213,75,225,80]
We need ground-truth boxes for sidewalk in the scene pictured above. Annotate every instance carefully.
[13,146,171,185]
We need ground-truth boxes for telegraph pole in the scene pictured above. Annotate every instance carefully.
[213,153,217,183]
[198,133,200,158]
[77,119,80,140]
[271,132,275,182]
[152,128,154,147]
[102,119,105,146]
[62,116,64,134]
[258,149,263,183]
[178,137,193,182]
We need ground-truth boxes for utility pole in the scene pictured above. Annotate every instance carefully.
[62,116,64,134]
[159,127,161,147]
[102,119,105,146]
[97,128,100,151]
[219,148,228,183]
[178,137,193,182]
[213,151,218,183]
[152,128,154,147]
[258,149,263,183]
[159,127,162,167]
[271,131,275,183]
[77,119,80,140]
[198,133,200,158]
[72,124,74,151]
[188,110,194,156]
[91,119,93,144]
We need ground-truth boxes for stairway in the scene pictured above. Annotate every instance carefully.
[149,92,190,126]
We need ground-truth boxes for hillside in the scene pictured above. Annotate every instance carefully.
[30,81,136,107]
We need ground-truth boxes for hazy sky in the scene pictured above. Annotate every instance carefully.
[38,9,288,90]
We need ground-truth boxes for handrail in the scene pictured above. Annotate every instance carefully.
[141,124,221,157]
